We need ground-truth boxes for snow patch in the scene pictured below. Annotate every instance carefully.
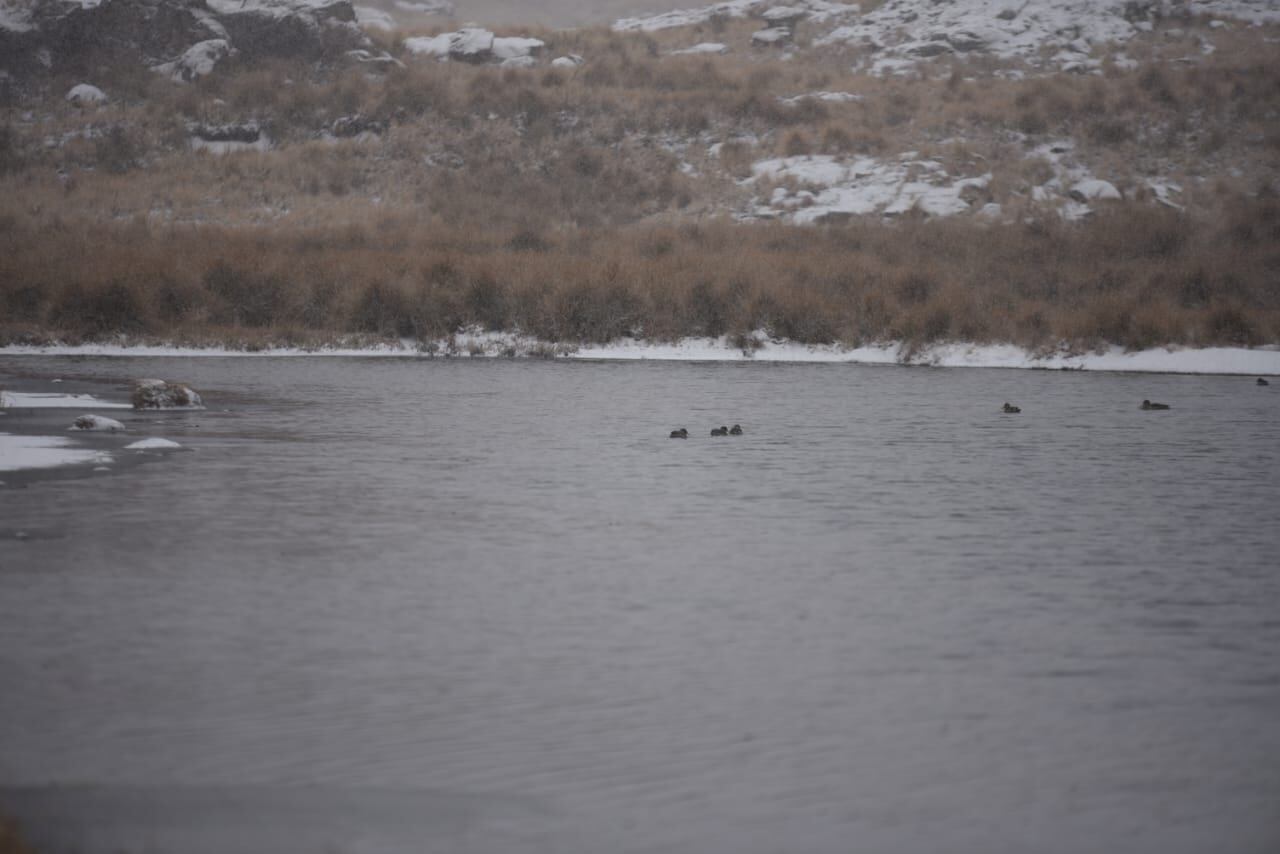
[0,391,130,409]
[748,154,990,222]
[354,5,396,29]
[671,42,730,55]
[0,434,112,472]
[125,438,183,450]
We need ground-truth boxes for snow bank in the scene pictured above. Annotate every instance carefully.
[405,29,544,64]
[748,153,990,221]
[125,438,183,450]
[2,340,1278,375]
[614,0,857,32]
[0,433,112,472]
[0,391,131,409]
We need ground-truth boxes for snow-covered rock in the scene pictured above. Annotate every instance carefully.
[131,380,204,410]
[670,42,729,55]
[70,414,125,432]
[550,54,584,68]
[153,39,233,82]
[614,0,857,32]
[353,5,395,29]
[1070,179,1122,201]
[65,83,106,104]
[406,29,548,65]
[752,27,792,46]
[762,5,807,27]
[125,437,183,450]
[748,154,991,222]
[492,36,545,61]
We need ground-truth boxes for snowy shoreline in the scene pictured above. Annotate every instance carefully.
[3,337,1280,375]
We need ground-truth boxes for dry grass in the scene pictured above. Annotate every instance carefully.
[2,198,1277,351]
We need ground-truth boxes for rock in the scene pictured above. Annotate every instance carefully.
[492,36,544,61]
[332,114,386,137]
[70,414,125,432]
[125,437,183,450]
[345,48,402,69]
[191,121,261,143]
[131,380,204,410]
[449,27,495,63]
[909,41,952,58]
[1069,179,1122,202]
[670,42,728,56]
[761,6,807,28]
[2,0,373,82]
[65,83,106,104]
[947,30,987,52]
[153,39,234,82]
[550,54,583,68]
[751,27,792,47]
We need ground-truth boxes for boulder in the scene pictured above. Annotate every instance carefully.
[751,27,792,47]
[153,38,233,82]
[449,27,494,63]
[550,54,583,68]
[131,379,204,410]
[65,82,107,104]
[332,114,386,137]
[70,414,125,432]
[761,6,807,28]
[1069,179,1121,202]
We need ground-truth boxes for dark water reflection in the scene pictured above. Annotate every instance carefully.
[1,356,1278,853]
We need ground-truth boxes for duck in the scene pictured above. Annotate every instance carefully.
[1259,378,1271,386]
[669,428,688,439]
[711,426,728,436]
[729,424,743,435]
[1002,402,1021,413]
[1140,399,1171,410]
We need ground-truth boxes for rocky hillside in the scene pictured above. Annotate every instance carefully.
[0,0,1277,351]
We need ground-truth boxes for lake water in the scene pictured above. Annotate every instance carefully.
[2,356,1278,853]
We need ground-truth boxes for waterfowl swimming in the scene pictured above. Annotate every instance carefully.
[711,426,728,436]
[1002,403,1021,413]
[669,428,688,439]
[1140,399,1171,410]
[1259,378,1271,386]
[729,424,743,435]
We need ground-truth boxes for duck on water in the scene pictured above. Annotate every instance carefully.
[1141,400,1171,410]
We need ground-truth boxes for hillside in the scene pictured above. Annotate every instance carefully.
[1,0,1278,356]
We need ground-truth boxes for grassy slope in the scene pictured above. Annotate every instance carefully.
[1,15,1278,352]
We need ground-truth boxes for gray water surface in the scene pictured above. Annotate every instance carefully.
[1,356,1278,853]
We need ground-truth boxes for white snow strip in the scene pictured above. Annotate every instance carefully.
[0,391,131,409]
[2,340,1278,375]
[125,438,182,450]
[0,434,112,472]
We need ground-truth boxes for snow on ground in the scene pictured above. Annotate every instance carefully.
[0,434,112,472]
[0,0,34,32]
[354,5,396,29]
[778,91,863,105]
[125,438,183,450]
[671,42,730,55]
[190,134,271,154]
[0,391,131,409]
[3,339,1278,375]
[615,0,858,32]
[747,153,991,222]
